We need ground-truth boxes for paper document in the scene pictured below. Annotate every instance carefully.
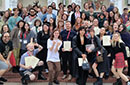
[103,35,111,46]
[25,56,39,69]
[63,41,71,51]
[94,27,100,35]
[78,58,88,66]
[86,44,95,50]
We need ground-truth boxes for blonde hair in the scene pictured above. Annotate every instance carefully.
[111,32,123,48]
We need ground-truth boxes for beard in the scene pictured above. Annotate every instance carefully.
[30,13,36,17]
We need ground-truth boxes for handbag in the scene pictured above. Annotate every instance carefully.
[82,59,90,70]
[96,50,103,63]
[126,46,130,57]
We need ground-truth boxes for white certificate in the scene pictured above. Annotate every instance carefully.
[25,56,40,69]
[103,35,111,46]
[86,44,95,50]
[78,58,88,66]
[63,41,71,51]
[94,27,100,35]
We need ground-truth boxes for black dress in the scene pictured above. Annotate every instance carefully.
[72,34,88,85]
[37,31,50,69]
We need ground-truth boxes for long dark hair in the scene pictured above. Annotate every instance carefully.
[1,24,10,34]
[42,23,50,36]
[17,20,25,28]
[22,23,31,33]
[50,29,61,40]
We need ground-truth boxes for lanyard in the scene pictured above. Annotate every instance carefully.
[66,30,71,40]
[27,51,33,56]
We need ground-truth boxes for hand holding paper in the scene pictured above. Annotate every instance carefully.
[63,41,71,51]
[25,56,40,69]
[103,35,111,46]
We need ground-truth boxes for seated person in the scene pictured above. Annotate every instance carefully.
[19,42,47,84]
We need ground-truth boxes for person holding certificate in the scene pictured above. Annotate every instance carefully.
[72,26,89,85]
[19,42,47,85]
[47,29,62,85]
[60,21,76,80]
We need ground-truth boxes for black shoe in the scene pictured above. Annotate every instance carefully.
[0,77,7,82]
[21,78,28,85]
[48,82,53,85]
[104,74,109,80]
[53,80,59,84]
[38,74,47,80]
[93,77,99,85]
[12,66,19,73]
[118,79,122,85]
[93,78,103,85]
[113,78,122,85]
[0,81,3,84]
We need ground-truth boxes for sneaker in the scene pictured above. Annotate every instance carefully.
[21,78,27,85]
[88,74,93,78]
[53,80,59,84]
[45,69,49,73]
[0,77,7,82]
[62,75,67,80]
[0,81,3,84]
[127,81,130,85]
[67,74,72,81]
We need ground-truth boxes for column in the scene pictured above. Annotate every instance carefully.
[110,0,123,14]
[5,0,18,10]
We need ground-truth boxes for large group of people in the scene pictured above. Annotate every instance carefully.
[0,1,130,85]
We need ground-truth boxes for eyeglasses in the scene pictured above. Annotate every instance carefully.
[3,36,10,38]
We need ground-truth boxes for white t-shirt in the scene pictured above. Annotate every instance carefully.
[47,39,62,62]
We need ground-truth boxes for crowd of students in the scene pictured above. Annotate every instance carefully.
[0,1,130,85]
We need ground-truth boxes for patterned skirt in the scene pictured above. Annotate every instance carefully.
[114,52,125,68]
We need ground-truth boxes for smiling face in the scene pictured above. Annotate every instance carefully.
[43,24,49,32]
[2,32,10,44]
[54,30,60,39]
[113,33,120,42]
[113,23,118,32]
[24,23,30,31]
[66,22,71,30]
[3,25,9,32]
[27,43,34,52]
[19,21,24,28]
[79,28,85,36]
[119,25,124,32]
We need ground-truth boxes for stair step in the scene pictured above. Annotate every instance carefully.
[3,71,118,83]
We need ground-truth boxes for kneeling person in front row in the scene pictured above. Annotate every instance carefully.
[0,32,13,84]
[19,42,47,85]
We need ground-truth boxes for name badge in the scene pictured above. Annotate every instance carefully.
[19,39,22,42]
[28,22,32,25]
[23,40,27,44]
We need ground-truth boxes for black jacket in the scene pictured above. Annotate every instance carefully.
[71,12,82,27]
[72,34,88,77]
